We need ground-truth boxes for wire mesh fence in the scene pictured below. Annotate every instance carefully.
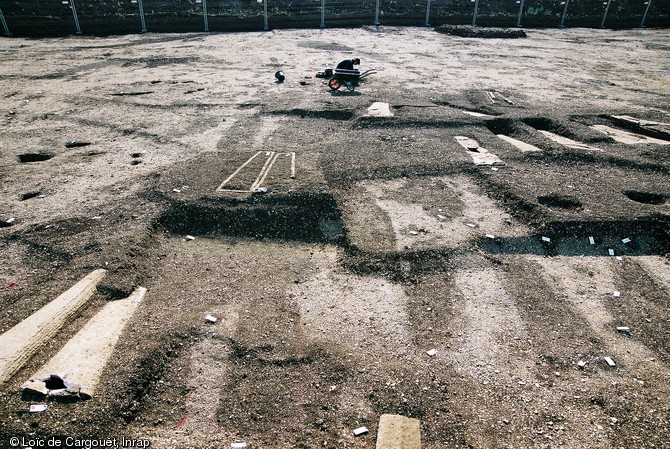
[0,0,667,36]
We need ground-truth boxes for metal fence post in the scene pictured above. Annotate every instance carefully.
[600,0,613,28]
[320,0,325,28]
[472,0,479,26]
[559,0,570,28]
[0,7,11,36]
[263,0,269,30]
[138,0,147,33]
[516,0,525,27]
[640,0,652,27]
[131,0,148,33]
[68,0,82,35]
[424,0,431,27]
[202,0,209,31]
[373,0,380,25]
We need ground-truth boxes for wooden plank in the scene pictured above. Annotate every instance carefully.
[376,414,421,449]
[0,269,106,385]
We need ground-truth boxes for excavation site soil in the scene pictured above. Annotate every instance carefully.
[1,26,669,448]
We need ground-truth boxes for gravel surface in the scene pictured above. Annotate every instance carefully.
[1,26,669,449]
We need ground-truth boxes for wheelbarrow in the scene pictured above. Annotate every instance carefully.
[328,68,377,92]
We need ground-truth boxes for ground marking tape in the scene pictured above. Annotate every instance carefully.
[216,151,264,192]
[217,151,296,193]
[251,151,280,190]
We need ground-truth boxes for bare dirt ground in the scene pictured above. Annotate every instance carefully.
[1,26,669,449]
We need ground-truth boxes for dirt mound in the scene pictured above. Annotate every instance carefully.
[435,24,527,38]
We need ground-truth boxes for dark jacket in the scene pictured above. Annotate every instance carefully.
[336,59,356,71]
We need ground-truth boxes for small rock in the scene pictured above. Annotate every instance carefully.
[353,426,368,436]
[65,141,92,148]
[21,380,48,396]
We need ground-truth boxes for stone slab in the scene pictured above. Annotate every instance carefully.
[496,134,542,153]
[366,102,394,117]
[23,286,146,399]
[376,414,421,449]
[538,130,603,151]
[591,124,670,145]
[0,269,107,386]
[454,136,504,165]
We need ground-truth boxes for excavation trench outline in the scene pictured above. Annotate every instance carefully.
[216,151,296,193]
